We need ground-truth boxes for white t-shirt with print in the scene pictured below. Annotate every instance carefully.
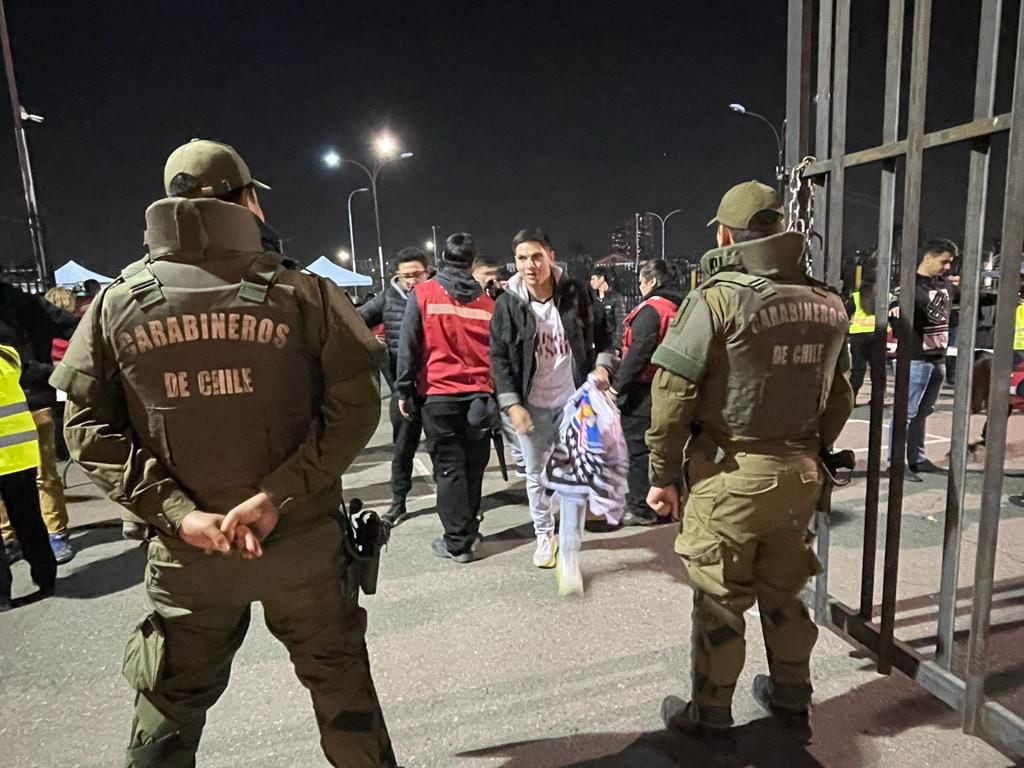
[528,298,576,409]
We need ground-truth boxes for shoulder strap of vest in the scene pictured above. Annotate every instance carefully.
[120,257,166,310]
[703,270,778,298]
[238,252,286,304]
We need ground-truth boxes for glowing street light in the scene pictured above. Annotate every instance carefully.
[424,240,435,252]
[336,248,350,263]
[373,132,398,159]
[322,150,341,169]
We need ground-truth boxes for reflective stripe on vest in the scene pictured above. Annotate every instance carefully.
[0,344,40,475]
[416,279,494,396]
[849,290,874,334]
[1016,303,1024,351]
[622,295,679,384]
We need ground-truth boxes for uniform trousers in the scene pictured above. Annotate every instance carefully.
[124,519,393,768]
[0,408,70,541]
[675,447,823,720]
[389,394,422,501]
[619,384,655,514]
[0,468,56,599]
[420,398,490,555]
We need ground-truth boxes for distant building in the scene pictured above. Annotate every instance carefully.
[607,214,656,265]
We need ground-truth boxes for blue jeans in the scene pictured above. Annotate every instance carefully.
[889,358,945,465]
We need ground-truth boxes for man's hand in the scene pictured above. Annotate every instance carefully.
[507,404,534,435]
[220,492,280,557]
[647,485,680,521]
[591,366,611,391]
[398,399,409,419]
[179,511,231,554]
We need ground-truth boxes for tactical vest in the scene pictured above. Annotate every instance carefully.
[102,198,320,514]
[849,290,874,335]
[622,295,679,384]
[696,269,848,444]
[416,279,494,396]
[0,345,40,475]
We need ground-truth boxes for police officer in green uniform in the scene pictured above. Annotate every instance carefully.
[52,139,397,767]
[645,181,854,733]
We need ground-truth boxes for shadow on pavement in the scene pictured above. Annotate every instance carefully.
[458,670,1021,767]
[58,535,146,599]
[582,525,683,584]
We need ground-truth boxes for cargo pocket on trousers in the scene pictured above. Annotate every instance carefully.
[722,473,779,497]
[123,613,166,692]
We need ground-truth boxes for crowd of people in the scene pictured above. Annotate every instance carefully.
[4,134,1021,766]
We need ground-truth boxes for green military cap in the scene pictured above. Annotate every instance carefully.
[707,180,783,229]
[163,138,270,198]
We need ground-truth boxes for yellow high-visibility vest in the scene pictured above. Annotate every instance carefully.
[0,344,39,476]
[1015,302,1024,351]
[849,290,875,335]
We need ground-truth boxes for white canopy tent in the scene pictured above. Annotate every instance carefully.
[304,256,373,288]
[53,260,114,287]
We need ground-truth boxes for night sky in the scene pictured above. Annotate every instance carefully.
[0,0,1019,279]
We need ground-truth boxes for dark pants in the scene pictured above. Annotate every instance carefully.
[421,399,490,555]
[0,468,57,600]
[620,384,654,514]
[389,394,423,501]
[849,333,884,400]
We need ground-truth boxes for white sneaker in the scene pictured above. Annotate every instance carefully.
[533,534,558,569]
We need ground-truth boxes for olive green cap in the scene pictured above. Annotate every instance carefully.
[163,138,270,198]
[707,180,783,229]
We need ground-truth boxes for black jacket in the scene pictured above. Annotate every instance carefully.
[357,276,412,369]
[611,285,684,394]
[596,288,627,351]
[395,265,487,402]
[490,266,613,410]
[0,282,80,410]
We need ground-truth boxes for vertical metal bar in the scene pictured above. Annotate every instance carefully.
[964,6,1024,735]
[861,0,906,622]
[0,0,48,284]
[814,0,834,162]
[825,0,850,291]
[880,0,932,676]
[937,0,1002,671]
[786,0,813,169]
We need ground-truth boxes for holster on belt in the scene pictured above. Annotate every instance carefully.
[340,498,391,595]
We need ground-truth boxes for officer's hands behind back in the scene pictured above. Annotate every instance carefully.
[179,511,232,555]
[220,492,281,559]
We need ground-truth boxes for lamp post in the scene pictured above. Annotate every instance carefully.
[729,103,786,195]
[323,133,413,290]
[346,186,369,273]
[645,209,683,260]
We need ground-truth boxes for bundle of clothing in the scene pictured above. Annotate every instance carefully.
[544,376,628,595]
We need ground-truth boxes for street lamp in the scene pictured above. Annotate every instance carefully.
[424,239,434,252]
[645,209,683,260]
[322,133,414,289]
[346,186,369,272]
[729,103,786,194]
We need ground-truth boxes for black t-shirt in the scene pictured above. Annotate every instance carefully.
[911,274,956,359]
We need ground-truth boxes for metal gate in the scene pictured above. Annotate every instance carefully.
[786,0,1024,757]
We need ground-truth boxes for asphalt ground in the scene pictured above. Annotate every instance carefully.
[1,392,1022,767]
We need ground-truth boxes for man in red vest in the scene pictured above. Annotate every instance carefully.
[609,259,684,525]
[395,233,495,563]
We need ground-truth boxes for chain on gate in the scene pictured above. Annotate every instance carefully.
[786,156,823,277]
